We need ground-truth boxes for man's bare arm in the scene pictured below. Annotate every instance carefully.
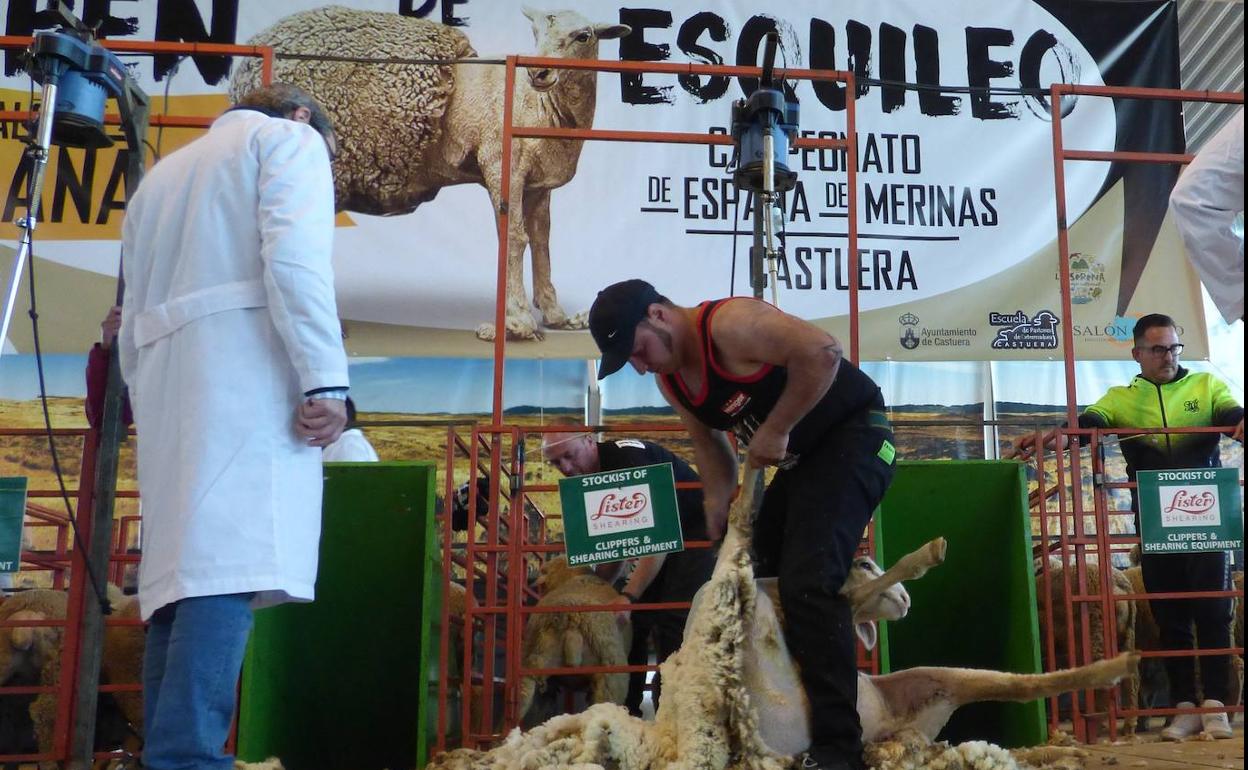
[621,554,667,599]
[659,377,737,539]
[710,301,842,465]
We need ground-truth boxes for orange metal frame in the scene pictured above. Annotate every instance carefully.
[437,56,861,751]
[1041,83,1245,744]
[0,427,142,765]
[487,55,861,422]
[0,37,274,129]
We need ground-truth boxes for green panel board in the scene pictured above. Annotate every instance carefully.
[238,462,438,770]
[876,460,1046,748]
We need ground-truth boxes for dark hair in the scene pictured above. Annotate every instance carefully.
[234,82,335,144]
[1132,313,1176,345]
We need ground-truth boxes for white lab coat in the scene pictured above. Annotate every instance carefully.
[322,429,380,462]
[119,110,348,620]
[1169,108,1244,324]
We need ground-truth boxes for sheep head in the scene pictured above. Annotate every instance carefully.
[521,7,630,90]
[845,555,913,621]
[841,554,918,652]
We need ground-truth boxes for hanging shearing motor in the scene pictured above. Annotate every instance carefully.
[730,31,799,304]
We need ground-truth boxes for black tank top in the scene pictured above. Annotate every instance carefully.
[661,298,886,460]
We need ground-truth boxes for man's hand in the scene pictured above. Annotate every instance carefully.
[1004,430,1068,460]
[296,397,348,447]
[1233,418,1244,443]
[100,306,122,349]
[746,423,790,468]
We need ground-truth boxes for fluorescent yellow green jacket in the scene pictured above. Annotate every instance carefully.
[1080,367,1243,477]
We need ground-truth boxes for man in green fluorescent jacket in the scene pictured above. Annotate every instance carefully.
[1013,313,1243,741]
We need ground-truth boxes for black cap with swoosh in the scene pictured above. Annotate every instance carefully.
[588,279,660,379]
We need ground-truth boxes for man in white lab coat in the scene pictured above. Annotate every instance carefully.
[118,83,349,770]
[1169,107,1244,324]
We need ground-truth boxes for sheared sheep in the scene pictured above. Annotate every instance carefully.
[230,6,630,341]
[0,587,144,759]
[517,557,631,721]
[429,470,1135,769]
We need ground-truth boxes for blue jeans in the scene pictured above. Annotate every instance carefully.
[143,593,254,770]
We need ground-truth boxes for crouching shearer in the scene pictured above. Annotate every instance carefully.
[588,280,896,770]
[119,84,349,770]
[542,422,716,716]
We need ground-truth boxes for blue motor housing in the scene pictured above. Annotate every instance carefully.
[29,29,128,148]
[731,87,800,193]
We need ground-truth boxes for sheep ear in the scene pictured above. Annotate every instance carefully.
[521,6,540,24]
[855,621,878,651]
[593,24,632,41]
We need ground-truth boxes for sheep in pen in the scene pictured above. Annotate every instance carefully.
[428,468,1136,770]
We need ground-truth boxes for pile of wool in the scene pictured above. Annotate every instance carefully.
[866,731,1089,770]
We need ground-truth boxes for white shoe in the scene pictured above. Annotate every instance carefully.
[1161,702,1202,741]
[1200,699,1233,739]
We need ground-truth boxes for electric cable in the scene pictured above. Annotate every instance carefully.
[16,78,112,612]
[154,55,185,160]
[22,215,113,614]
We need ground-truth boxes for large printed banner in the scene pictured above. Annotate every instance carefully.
[0,0,1207,359]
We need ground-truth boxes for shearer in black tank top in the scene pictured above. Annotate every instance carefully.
[588,279,895,770]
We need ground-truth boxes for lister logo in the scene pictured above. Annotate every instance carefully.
[1160,485,1220,527]
[585,484,654,535]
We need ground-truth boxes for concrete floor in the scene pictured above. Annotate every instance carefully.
[1078,726,1244,769]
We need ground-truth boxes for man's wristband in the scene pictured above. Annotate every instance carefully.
[621,590,639,603]
[305,387,348,401]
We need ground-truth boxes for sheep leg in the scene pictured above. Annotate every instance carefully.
[843,537,947,609]
[519,626,563,718]
[30,656,59,770]
[868,653,1138,742]
[582,617,630,706]
[475,169,541,341]
[526,189,584,330]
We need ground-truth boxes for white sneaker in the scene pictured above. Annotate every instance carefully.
[1161,702,1202,741]
[1200,699,1233,739]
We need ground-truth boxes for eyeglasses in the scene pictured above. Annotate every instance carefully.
[1138,343,1184,357]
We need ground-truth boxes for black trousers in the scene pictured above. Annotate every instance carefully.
[624,609,686,716]
[753,417,895,768]
[1140,549,1234,704]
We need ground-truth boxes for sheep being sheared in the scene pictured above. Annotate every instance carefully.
[741,537,1136,758]
[428,470,1133,769]
[231,6,630,341]
[517,557,631,720]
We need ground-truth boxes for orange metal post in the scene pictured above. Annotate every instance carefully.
[845,71,860,363]
[491,57,518,424]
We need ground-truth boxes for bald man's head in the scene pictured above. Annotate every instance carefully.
[542,429,599,477]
